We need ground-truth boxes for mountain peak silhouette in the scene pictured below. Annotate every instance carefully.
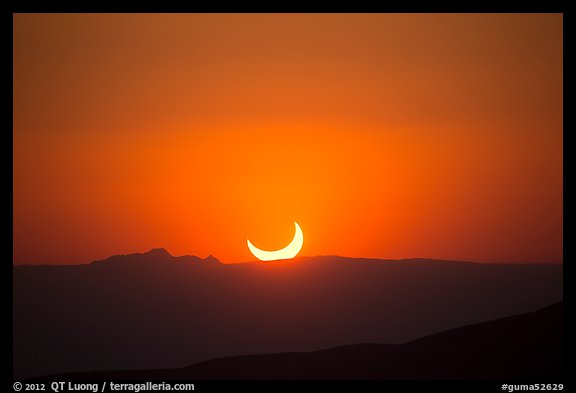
[144,248,172,257]
[89,248,221,267]
[203,255,221,264]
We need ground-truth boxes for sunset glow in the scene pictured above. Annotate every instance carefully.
[13,13,562,264]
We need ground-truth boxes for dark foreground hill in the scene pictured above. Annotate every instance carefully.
[49,302,563,380]
[14,249,563,379]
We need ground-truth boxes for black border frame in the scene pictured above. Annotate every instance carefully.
[5,1,572,391]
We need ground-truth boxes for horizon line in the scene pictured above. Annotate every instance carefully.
[12,248,564,267]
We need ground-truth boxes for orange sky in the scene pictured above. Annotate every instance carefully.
[13,13,562,264]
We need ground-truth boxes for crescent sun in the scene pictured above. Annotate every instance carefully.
[247,222,304,261]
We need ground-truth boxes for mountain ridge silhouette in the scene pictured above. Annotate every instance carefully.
[14,248,565,267]
[14,250,562,379]
[41,301,562,380]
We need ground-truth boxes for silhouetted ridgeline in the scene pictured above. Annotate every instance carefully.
[48,302,563,380]
[14,249,562,379]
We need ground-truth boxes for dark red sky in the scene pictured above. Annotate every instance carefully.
[13,13,562,264]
